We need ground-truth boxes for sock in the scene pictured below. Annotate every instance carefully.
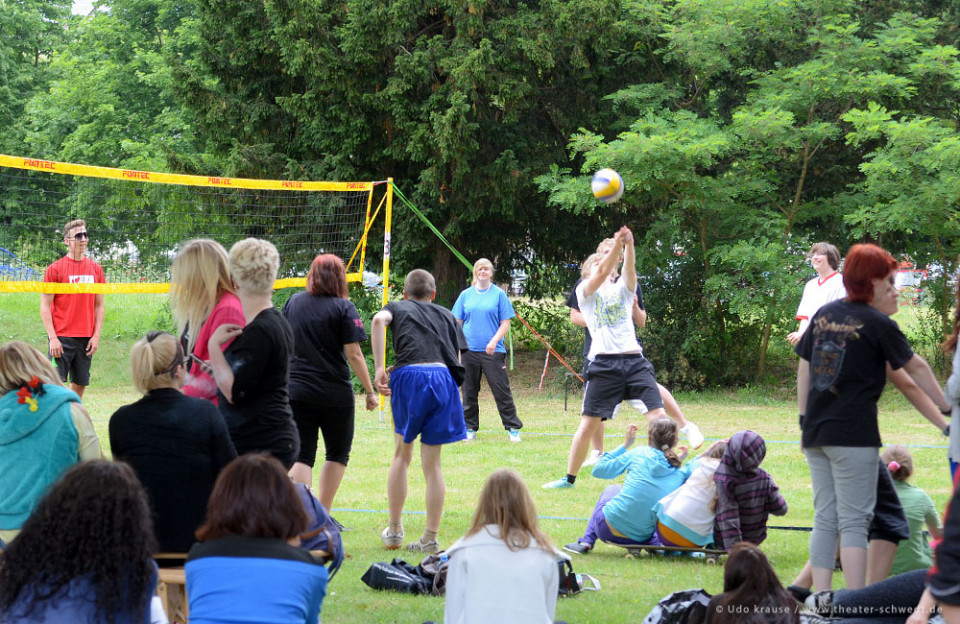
[389,521,403,534]
[566,474,577,485]
[421,529,439,543]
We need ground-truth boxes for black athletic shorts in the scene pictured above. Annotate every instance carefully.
[291,399,356,467]
[52,336,92,386]
[582,354,663,420]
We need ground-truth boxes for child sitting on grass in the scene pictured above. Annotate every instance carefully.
[712,430,788,552]
[564,419,691,554]
[653,439,728,548]
[883,444,943,576]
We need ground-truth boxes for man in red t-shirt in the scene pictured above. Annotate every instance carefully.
[40,219,105,399]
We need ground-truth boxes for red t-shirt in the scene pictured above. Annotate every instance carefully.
[43,256,106,337]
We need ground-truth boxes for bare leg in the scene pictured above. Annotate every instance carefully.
[420,443,444,533]
[567,416,603,475]
[792,561,813,589]
[812,565,834,593]
[865,539,898,586]
[387,434,414,525]
[591,421,605,453]
[657,384,687,427]
[71,383,86,399]
[642,406,668,425]
[840,545,869,591]
[289,462,313,488]
[317,461,347,513]
[943,603,960,624]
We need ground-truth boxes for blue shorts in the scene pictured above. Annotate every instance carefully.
[390,365,466,445]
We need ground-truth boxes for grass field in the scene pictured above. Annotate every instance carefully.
[1,293,954,623]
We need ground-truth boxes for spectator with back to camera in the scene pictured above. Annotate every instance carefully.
[40,219,105,400]
[0,340,101,545]
[796,243,951,591]
[169,238,245,405]
[109,331,237,553]
[206,238,299,469]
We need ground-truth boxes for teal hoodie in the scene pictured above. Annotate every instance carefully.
[0,383,81,530]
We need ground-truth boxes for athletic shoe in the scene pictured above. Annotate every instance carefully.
[563,541,592,555]
[381,526,404,550]
[507,428,521,443]
[542,476,574,489]
[680,422,705,449]
[465,429,477,441]
[786,584,811,603]
[582,449,602,468]
[405,539,440,554]
[804,590,835,616]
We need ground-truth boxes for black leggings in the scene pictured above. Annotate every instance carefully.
[291,400,355,467]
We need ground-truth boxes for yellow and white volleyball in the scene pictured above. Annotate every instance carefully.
[591,168,624,203]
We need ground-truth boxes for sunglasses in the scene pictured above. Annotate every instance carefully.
[72,232,89,240]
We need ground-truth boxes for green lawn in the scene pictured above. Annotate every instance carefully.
[1,293,954,623]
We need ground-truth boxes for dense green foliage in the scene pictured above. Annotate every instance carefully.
[4,0,960,386]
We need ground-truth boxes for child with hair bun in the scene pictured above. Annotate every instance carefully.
[882,444,942,576]
[564,419,692,554]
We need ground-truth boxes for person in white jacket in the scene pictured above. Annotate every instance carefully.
[653,439,728,547]
[441,468,569,624]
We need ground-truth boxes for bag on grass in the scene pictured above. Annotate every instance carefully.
[642,588,712,624]
[294,483,344,579]
[361,558,434,595]
[558,558,600,597]
[417,552,450,596]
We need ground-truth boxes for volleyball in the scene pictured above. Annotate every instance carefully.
[591,168,624,203]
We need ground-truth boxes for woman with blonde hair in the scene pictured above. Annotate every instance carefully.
[109,331,236,552]
[170,239,245,405]
[0,340,101,544]
[451,257,522,442]
[442,468,568,624]
[207,238,299,468]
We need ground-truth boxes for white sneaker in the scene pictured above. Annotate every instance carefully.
[680,422,704,449]
[582,449,602,468]
[507,428,521,443]
[465,429,477,441]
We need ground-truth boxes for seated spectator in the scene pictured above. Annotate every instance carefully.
[707,542,799,624]
[653,439,728,548]
[713,430,788,551]
[186,454,328,624]
[0,340,101,544]
[109,331,237,553]
[442,468,568,624]
[882,445,942,577]
[0,460,162,624]
[564,419,692,554]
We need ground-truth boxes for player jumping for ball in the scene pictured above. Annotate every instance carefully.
[544,226,672,489]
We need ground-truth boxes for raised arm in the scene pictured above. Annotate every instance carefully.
[583,231,625,297]
[620,227,636,293]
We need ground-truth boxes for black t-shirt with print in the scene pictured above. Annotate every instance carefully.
[567,278,645,361]
[795,299,913,448]
[283,291,368,406]
[384,300,467,384]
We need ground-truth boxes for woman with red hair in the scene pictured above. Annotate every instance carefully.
[795,243,952,593]
[282,254,377,518]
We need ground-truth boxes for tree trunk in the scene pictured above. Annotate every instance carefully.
[757,320,772,379]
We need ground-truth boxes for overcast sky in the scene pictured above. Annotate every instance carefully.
[73,0,95,15]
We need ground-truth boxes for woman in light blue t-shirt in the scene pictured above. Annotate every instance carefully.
[451,258,522,442]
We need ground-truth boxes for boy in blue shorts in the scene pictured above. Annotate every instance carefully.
[372,269,468,553]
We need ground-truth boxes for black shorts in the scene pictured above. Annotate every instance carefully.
[869,457,909,543]
[52,336,92,386]
[291,399,355,467]
[582,354,663,420]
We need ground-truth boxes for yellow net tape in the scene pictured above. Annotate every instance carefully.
[0,275,364,295]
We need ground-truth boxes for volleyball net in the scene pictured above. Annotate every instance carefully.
[0,154,393,295]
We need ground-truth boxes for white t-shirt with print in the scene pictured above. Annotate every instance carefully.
[576,279,641,360]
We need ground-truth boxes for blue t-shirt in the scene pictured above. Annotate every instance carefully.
[186,535,328,624]
[451,285,515,353]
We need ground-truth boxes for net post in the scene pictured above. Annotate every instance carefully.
[378,179,394,423]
